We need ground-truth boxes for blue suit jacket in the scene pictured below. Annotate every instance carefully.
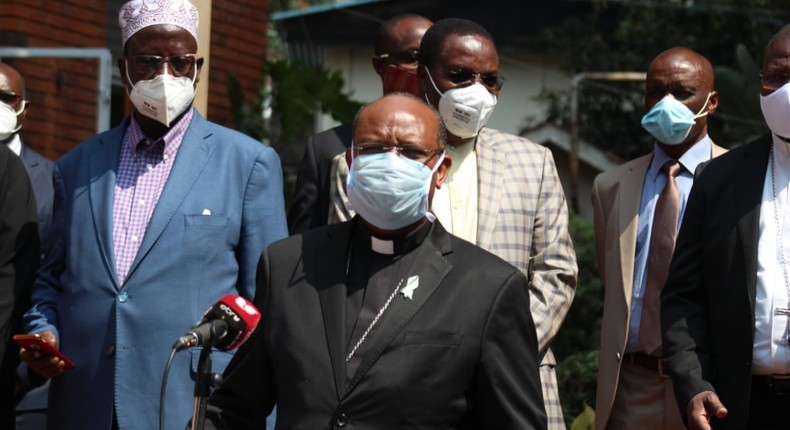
[24,111,288,430]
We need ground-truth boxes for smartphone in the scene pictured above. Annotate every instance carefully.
[13,334,75,370]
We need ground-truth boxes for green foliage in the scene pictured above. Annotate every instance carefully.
[227,60,363,147]
[526,1,787,159]
[714,44,768,145]
[557,350,600,426]
[265,59,363,144]
[554,214,603,425]
[570,404,596,430]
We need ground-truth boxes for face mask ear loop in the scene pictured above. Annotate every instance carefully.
[124,59,136,96]
[9,100,25,134]
[423,65,444,103]
[693,91,713,119]
[430,151,446,174]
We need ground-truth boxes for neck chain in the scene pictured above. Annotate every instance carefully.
[344,244,403,362]
[769,145,790,334]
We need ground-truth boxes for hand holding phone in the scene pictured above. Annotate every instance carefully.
[15,333,74,370]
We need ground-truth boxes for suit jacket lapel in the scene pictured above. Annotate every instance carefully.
[618,155,650,311]
[345,222,453,395]
[315,222,354,401]
[89,122,127,289]
[125,113,215,281]
[475,130,503,250]
[736,136,772,314]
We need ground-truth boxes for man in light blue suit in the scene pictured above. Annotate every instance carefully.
[19,1,287,429]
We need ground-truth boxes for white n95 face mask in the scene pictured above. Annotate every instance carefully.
[347,151,445,231]
[424,66,497,139]
[126,64,196,127]
[0,101,25,141]
[760,83,790,139]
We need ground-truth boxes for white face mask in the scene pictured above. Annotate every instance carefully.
[126,63,196,127]
[347,151,445,231]
[424,66,497,139]
[0,100,24,141]
[761,83,790,139]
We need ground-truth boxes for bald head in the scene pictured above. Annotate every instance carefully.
[375,14,433,56]
[644,46,718,151]
[0,62,28,137]
[348,93,451,236]
[761,24,790,96]
[353,93,445,151]
[0,62,26,100]
[372,14,433,93]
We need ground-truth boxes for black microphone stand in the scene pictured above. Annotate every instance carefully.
[190,331,224,430]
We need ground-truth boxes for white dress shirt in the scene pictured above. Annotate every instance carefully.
[753,134,790,375]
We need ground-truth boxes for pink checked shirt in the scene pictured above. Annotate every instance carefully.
[112,109,194,285]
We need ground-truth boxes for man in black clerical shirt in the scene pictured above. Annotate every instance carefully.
[200,93,547,429]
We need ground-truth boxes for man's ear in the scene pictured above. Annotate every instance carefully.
[434,154,452,189]
[345,148,353,168]
[707,90,719,115]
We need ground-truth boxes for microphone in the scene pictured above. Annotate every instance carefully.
[173,294,261,352]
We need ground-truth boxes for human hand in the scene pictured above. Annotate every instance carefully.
[18,331,68,379]
[687,390,728,430]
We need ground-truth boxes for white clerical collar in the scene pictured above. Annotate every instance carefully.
[3,134,21,156]
[369,214,435,255]
[370,235,394,255]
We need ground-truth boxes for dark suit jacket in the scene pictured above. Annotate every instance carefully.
[287,124,352,235]
[205,219,547,429]
[19,144,54,255]
[0,145,39,428]
[661,135,772,429]
[15,144,54,424]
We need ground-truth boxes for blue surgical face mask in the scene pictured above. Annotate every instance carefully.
[347,151,445,231]
[641,92,711,145]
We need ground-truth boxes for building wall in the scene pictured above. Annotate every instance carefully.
[0,1,107,159]
[208,1,269,129]
[0,0,270,161]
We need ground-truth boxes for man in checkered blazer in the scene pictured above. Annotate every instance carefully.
[415,18,578,429]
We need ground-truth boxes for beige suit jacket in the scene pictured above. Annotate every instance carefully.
[591,142,727,430]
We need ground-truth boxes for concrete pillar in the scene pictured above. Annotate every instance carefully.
[194,0,211,117]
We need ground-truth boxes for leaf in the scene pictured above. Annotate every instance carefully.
[570,403,596,430]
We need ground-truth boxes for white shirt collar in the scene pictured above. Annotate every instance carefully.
[3,134,21,156]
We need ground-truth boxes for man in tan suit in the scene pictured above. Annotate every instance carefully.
[592,47,727,429]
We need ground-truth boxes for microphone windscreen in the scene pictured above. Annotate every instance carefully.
[199,294,261,351]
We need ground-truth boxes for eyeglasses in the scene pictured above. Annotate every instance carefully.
[377,49,419,65]
[353,144,443,163]
[760,72,790,92]
[445,67,505,90]
[0,90,23,108]
[125,54,198,78]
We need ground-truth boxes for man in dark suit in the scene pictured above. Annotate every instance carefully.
[661,24,790,430]
[0,63,53,254]
[0,61,54,430]
[0,143,39,430]
[287,14,432,234]
[202,93,547,429]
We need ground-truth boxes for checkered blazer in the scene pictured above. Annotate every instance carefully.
[476,128,578,427]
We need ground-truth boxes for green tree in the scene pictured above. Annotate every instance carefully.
[527,1,786,160]
[227,59,363,148]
